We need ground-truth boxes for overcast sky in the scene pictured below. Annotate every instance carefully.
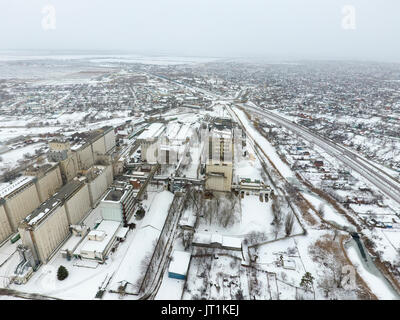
[0,0,399,61]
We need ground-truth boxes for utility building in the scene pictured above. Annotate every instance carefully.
[168,250,191,280]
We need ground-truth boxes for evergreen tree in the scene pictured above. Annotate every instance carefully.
[300,272,314,292]
[57,265,69,281]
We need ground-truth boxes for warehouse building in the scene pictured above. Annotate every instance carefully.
[60,225,90,260]
[18,179,91,264]
[192,233,242,251]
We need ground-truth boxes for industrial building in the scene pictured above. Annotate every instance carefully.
[50,126,116,183]
[0,203,13,244]
[232,177,273,200]
[98,182,137,226]
[48,139,71,162]
[205,128,234,192]
[18,179,91,264]
[12,245,37,284]
[158,122,194,166]
[137,122,165,163]
[60,225,90,260]
[80,165,114,208]
[74,220,121,262]
[25,164,63,203]
[0,176,41,232]
[192,233,242,251]
[0,164,63,244]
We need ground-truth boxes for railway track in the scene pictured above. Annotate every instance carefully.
[244,104,400,207]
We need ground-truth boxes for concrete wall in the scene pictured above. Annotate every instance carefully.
[104,129,116,153]
[77,144,94,170]
[92,136,106,155]
[60,152,79,183]
[104,165,114,186]
[87,166,113,208]
[4,183,41,231]
[99,201,122,222]
[35,166,63,203]
[141,141,159,164]
[64,184,91,225]
[18,227,39,263]
[0,204,12,244]
[27,205,69,263]
[205,164,233,192]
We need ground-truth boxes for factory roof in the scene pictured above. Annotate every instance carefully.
[78,220,120,255]
[211,128,232,139]
[137,122,165,141]
[0,176,35,199]
[70,126,113,151]
[165,123,192,143]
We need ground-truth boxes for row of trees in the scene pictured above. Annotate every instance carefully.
[271,194,295,238]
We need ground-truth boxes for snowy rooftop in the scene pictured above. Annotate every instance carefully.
[137,122,165,140]
[0,176,35,198]
[211,128,232,139]
[168,250,191,276]
[78,220,120,255]
[109,191,174,293]
[193,232,242,249]
[164,123,192,143]
[140,191,174,230]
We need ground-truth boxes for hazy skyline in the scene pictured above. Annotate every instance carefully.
[1,0,399,61]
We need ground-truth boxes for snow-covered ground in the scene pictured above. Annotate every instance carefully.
[301,192,355,230]
[233,107,295,179]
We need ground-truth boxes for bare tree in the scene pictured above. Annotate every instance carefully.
[317,204,325,217]
[285,213,295,236]
[318,277,335,298]
[271,196,283,225]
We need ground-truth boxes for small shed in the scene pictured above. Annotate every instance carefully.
[168,251,191,280]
